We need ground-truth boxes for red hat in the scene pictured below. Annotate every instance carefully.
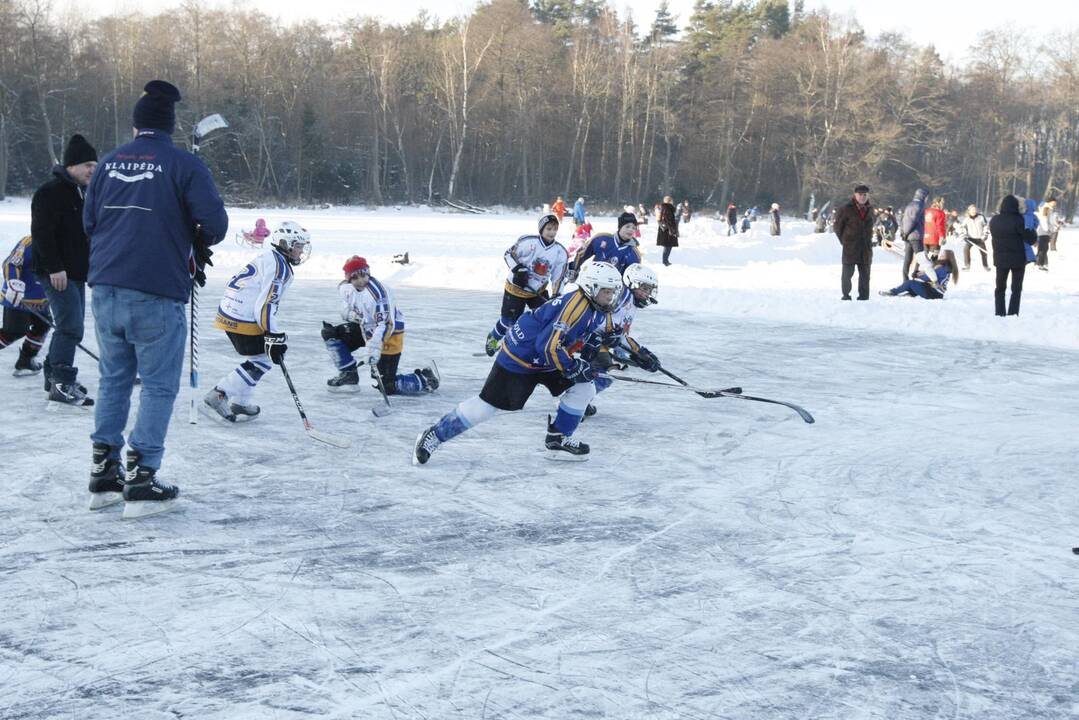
[343,255,369,278]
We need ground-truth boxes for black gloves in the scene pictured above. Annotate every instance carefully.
[511,263,531,288]
[631,347,660,372]
[193,240,214,288]
[265,332,288,364]
[563,357,596,384]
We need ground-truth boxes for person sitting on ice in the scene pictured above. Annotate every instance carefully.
[567,221,593,258]
[879,249,959,299]
[1,235,51,377]
[203,221,310,422]
[322,255,438,395]
[240,217,270,247]
[484,214,569,356]
[413,261,625,465]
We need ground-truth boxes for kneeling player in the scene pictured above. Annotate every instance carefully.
[203,221,309,422]
[414,262,623,465]
[322,255,438,395]
[1,236,50,376]
[484,214,568,356]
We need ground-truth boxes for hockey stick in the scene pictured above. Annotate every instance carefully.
[21,305,99,362]
[605,373,815,424]
[658,366,742,397]
[370,365,393,417]
[277,358,352,448]
[189,113,229,425]
[963,237,990,258]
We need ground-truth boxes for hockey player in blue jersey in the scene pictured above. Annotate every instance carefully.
[484,214,569,356]
[1,236,50,376]
[565,211,643,283]
[413,262,624,464]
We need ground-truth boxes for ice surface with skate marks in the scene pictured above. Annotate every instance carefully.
[0,199,1077,718]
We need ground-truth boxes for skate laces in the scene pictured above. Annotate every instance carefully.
[421,429,440,452]
[561,435,581,449]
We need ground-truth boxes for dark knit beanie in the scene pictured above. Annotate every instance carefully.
[62,134,97,166]
[617,211,638,229]
[132,80,182,134]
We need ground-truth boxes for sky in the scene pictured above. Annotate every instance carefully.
[74,0,1079,65]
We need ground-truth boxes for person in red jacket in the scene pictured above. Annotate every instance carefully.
[551,196,566,225]
[923,196,947,253]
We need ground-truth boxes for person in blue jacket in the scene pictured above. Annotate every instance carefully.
[413,262,624,465]
[1,236,51,375]
[879,249,959,299]
[572,196,586,227]
[83,79,229,518]
[899,188,934,281]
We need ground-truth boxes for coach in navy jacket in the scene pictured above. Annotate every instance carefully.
[83,80,228,514]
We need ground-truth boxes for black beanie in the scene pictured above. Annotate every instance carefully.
[617,211,638,230]
[132,80,182,134]
[62,134,97,166]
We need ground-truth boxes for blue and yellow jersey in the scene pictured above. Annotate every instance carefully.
[2,236,49,310]
[213,248,293,336]
[496,288,614,374]
[570,232,642,275]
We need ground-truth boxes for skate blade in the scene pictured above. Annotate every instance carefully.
[122,499,178,519]
[46,400,92,412]
[198,401,236,424]
[545,450,589,462]
[372,404,393,417]
[327,384,361,394]
[89,491,123,510]
[13,368,42,377]
[306,428,351,448]
[232,412,259,424]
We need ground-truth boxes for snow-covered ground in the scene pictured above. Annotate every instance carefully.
[1,198,1077,718]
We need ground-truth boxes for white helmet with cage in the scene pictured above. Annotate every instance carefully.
[622,263,658,308]
[271,221,311,265]
[577,261,623,311]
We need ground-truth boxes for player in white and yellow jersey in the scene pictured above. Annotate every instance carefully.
[483,214,569,356]
[203,221,310,422]
[321,255,438,395]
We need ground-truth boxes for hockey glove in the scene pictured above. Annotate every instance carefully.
[3,278,25,306]
[367,344,382,365]
[631,347,661,373]
[193,240,214,288]
[578,333,604,363]
[563,357,596,384]
[265,332,288,365]
[511,263,531,289]
[562,267,578,285]
[320,321,340,342]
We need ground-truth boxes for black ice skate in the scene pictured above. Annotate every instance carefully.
[202,387,236,422]
[13,350,42,377]
[229,402,261,422]
[88,443,124,510]
[544,416,589,461]
[416,365,440,392]
[48,382,94,407]
[122,452,179,519]
[413,425,441,465]
[327,367,360,391]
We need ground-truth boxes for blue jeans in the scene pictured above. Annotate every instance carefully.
[43,281,85,384]
[91,285,187,469]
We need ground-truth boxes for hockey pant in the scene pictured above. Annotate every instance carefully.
[490,290,548,341]
[1,306,48,358]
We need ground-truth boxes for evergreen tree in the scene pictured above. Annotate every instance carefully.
[648,1,679,45]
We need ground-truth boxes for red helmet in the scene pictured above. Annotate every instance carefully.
[343,255,369,278]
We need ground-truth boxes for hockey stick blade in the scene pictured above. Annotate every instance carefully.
[306,427,351,448]
[372,404,393,418]
[607,373,814,423]
[720,392,815,424]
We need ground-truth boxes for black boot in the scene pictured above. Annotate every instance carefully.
[545,415,589,461]
[327,367,359,388]
[14,349,42,377]
[122,450,180,519]
[89,443,125,510]
[416,366,440,392]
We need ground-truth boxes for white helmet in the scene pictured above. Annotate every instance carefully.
[271,221,311,265]
[577,261,622,311]
[623,263,658,308]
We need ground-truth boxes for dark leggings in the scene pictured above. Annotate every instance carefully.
[995,265,1026,316]
[1036,236,1049,267]
[662,246,672,264]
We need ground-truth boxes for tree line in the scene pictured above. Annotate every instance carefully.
[1,0,1078,217]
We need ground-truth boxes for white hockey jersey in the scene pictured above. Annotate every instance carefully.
[338,276,404,348]
[609,287,643,352]
[503,235,569,299]
[214,249,293,336]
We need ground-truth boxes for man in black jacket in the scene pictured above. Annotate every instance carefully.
[988,195,1032,316]
[833,184,874,300]
[31,134,98,405]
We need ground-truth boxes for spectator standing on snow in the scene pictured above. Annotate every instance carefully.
[769,203,781,236]
[1045,197,1062,251]
[1035,203,1053,271]
[551,196,566,225]
[924,196,947,255]
[726,203,738,235]
[31,134,98,405]
[959,204,990,271]
[83,80,229,517]
[834,184,874,301]
[680,200,692,225]
[572,197,586,228]
[989,195,1032,316]
[899,188,929,280]
[657,196,679,266]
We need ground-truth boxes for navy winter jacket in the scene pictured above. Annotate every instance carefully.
[84,129,228,302]
[899,188,928,250]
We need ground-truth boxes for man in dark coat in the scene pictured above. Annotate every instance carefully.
[726,203,738,236]
[31,133,98,404]
[988,195,1032,316]
[833,184,874,300]
[657,195,679,266]
[899,187,929,280]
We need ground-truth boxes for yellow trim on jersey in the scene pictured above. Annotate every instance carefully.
[545,292,587,372]
[381,330,405,355]
[214,311,263,336]
[501,343,538,370]
[503,281,541,299]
